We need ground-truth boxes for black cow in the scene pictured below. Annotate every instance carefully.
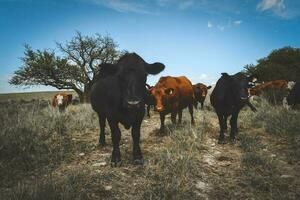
[145,84,155,117]
[90,53,165,166]
[287,82,300,108]
[210,72,257,144]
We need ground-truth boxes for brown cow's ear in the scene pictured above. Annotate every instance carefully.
[165,88,174,95]
[146,62,165,75]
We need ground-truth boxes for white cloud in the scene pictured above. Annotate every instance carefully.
[178,0,194,10]
[207,21,213,28]
[257,0,288,18]
[234,20,242,25]
[82,0,152,14]
[190,74,216,85]
[257,0,284,11]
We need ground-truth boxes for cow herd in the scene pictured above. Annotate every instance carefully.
[51,53,299,166]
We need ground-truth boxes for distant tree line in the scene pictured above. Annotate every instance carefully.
[10,32,124,103]
[244,46,300,82]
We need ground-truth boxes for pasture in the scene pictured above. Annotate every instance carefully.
[0,92,299,200]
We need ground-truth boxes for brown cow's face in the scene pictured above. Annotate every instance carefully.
[56,94,64,106]
[150,87,175,112]
[193,85,207,98]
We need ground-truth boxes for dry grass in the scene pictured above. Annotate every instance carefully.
[0,94,300,200]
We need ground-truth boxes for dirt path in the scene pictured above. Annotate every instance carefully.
[46,108,299,199]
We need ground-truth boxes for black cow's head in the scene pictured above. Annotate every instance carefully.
[222,72,256,102]
[100,53,165,110]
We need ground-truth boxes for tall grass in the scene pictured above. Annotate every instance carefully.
[142,111,211,200]
[0,102,98,187]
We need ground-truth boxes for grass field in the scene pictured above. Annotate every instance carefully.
[0,92,299,199]
[0,91,77,102]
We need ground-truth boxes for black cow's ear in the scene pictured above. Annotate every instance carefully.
[221,73,229,77]
[145,84,151,89]
[207,86,212,89]
[146,62,165,75]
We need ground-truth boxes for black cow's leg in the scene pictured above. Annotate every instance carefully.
[217,113,226,144]
[159,113,165,133]
[201,101,204,109]
[147,105,150,117]
[230,112,239,143]
[171,111,177,124]
[178,109,183,124]
[132,122,143,165]
[188,104,195,125]
[107,119,121,166]
[224,115,228,132]
[98,114,106,147]
[194,102,198,109]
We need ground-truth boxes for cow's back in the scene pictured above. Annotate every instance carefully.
[175,76,194,103]
[157,76,194,108]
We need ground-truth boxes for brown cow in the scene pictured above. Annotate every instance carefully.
[193,83,212,109]
[150,76,195,133]
[249,80,288,96]
[52,93,73,112]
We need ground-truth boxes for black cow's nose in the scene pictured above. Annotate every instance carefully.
[126,100,141,109]
[127,100,140,105]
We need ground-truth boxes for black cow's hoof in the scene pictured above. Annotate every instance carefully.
[99,141,106,147]
[133,158,144,165]
[111,160,122,167]
[230,138,236,144]
[218,139,226,144]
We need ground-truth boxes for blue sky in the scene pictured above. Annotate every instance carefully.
[1,0,300,93]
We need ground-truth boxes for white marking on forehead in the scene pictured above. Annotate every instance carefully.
[56,95,64,105]
[287,81,296,90]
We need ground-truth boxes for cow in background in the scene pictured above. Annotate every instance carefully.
[210,73,257,144]
[150,76,195,133]
[145,84,155,117]
[52,93,73,112]
[90,53,164,166]
[249,80,288,96]
[286,82,300,109]
[193,83,212,109]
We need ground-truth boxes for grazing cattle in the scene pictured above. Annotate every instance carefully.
[52,93,73,112]
[210,73,257,144]
[249,80,288,96]
[286,82,300,108]
[90,53,164,166]
[150,76,195,133]
[193,83,212,109]
[145,84,155,117]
